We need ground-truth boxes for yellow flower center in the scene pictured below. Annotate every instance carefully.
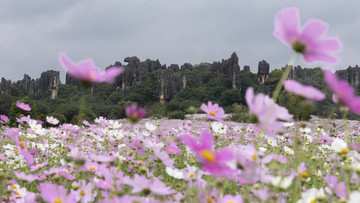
[310,200,316,203]
[80,190,86,196]
[89,166,96,170]
[227,201,234,203]
[137,146,141,149]
[210,111,216,116]
[89,72,96,79]
[340,148,348,154]
[251,154,257,160]
[14,149,18,154]
[12,185,17,189]
[16,191,20,196]
[54,198,63,203]
[19,142,25,149]
[37,165,42,169]
[201,150,215,163]
[301,171,309,179]
[138,160,142,163]
[189,173,194,178]
[7,180,12,184]
[169,149,174,153]
[207,197,214,203]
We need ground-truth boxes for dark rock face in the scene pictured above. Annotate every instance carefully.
[257,60,269,84]
[0,78,12,94]
[243,65,250,72]
[38,70,61,99]
[18,74,36,95]
[336,65,360,89]
[108,52,242,102]
[0,71,61,99]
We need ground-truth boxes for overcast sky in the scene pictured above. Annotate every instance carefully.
[0,0,359,83]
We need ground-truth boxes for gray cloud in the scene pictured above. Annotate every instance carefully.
[0,0,359,83]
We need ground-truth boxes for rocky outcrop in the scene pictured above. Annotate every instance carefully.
[336,65,360,89]
[38,70,61,100]
[0,71,61,99]
[0,78,12,94]
[257,60,269,84]
[108,52,241,102]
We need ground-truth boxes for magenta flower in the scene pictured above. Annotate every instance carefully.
[0,115,9,123]
[16,101,31,111]
[201,101,227,122]
[179,130,234,177]
[274,7,341,64]
[59,53,124,84]
[324,69,360,114]
[125,104,146,123]
[246,87,293,138]
[283,79,325,101]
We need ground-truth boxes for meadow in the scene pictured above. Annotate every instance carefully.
[1,6,360,203]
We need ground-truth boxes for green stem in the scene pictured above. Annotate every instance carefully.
[272,53,297,101]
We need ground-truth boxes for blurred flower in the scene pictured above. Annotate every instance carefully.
[16,101,31,111]
[283,79,325,101]
[39,182,76,203]
[0,115,9,123]
[220,194,243,203]
[59,53,123,85]
[179,130,234,177]
[324,69,360,115]
[246,87,293,138]
[201,101,226,122]
[274,7,341,64]
[126,104,146,123]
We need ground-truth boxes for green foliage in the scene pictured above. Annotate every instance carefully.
[0,94,16,115]
[167,110,186,119]
[278,90,311,121]
[230,103,250,123]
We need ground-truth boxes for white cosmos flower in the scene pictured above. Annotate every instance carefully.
[297,188,326,203]
[46,116,59,125]
[270,176,293,189]
[211,122,227,134]
[299,127,311,134]
[145,122,156,131]
[284,146,294,155]
[283,122,294,127]
[349,191,360,203]
[28,120,46,135]
[331,138,348,154]
[95,116,106,123]
[267,138,278,147]
[165,167,184,179]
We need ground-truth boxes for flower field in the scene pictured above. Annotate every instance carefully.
[1,114,360,202]
[1,5,360,203]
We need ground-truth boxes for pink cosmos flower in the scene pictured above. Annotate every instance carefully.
[246,87,293,138]
[123,174,175,195]
[30,161,48,172]
[14,171,39,183]
[283,79,325,101]
[324,69,360,114]
[274,7,341,64]
[179,130,234,177]
[201,101,226,122]
[125,104,146,123]
[39,182,76,203]
[59,53,124,84]
[0,115,9,123]
[16,101,31,111]
[220,194,243,203]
